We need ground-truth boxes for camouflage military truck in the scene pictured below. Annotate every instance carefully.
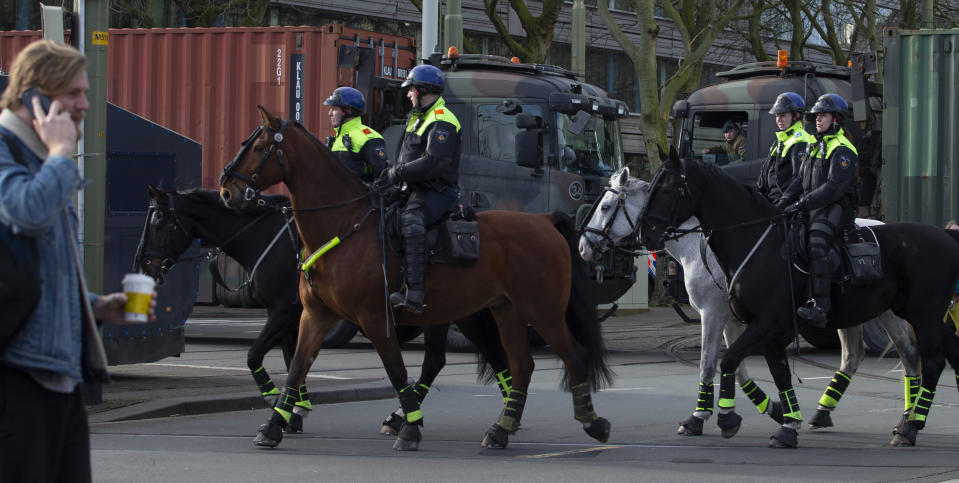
[666,56,885,350]
[383,54,637,307]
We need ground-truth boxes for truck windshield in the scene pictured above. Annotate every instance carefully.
[477,104,544,163]
[687,111,749,166]
[556,113,623,176]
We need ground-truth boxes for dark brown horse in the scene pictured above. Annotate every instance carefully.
[219,106,612,451]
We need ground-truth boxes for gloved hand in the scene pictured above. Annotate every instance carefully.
[371,176,393,195]
[783,202,802,215]
[385,166,401,185]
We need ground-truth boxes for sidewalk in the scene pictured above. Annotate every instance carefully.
[85,305,699,423]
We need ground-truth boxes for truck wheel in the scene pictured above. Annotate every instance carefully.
[446,324,475,351]
[799,327,841,351]
[322,320,359,348]
[862,318,898,357]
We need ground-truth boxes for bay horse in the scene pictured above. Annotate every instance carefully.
[578,169,924,437]
[218,106,612,451]
[135,186,514,436]
[638,147,959,448]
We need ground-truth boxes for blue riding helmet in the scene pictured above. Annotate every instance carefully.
[323,86,366,114]
[809,93,849,116]
[769,92,806,115]
[401,64,445,94]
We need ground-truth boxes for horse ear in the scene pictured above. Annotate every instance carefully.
[257,105,279,130]
[147,184,162,200]
[669,144,680,162]
[657,145,668,163]
[614,167,629,187]
[664,145,681,170]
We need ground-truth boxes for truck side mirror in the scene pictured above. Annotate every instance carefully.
[515,113,543,170]
[672,99,689,119]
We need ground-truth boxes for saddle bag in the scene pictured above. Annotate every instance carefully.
[843,241,882,285]
[444,219,480,266]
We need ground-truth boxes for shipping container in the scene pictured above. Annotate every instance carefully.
[882,28,959,225]
[1,25,417,190]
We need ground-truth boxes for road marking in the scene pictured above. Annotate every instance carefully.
[600,387,653,392]
[145,363,351,380]
[517,445,621,459]
[801,376,832,380]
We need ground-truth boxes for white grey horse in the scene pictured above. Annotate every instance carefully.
[579,168,922,435]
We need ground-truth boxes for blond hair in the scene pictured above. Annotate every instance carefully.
[0,39,86,110]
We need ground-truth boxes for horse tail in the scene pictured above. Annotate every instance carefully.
[551,212,614,391]
[466,309,510,386]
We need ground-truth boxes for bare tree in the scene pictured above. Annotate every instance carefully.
[482,0,564,63]
[597,0,745,170]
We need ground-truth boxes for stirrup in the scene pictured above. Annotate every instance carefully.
[797,300,827,328]
[390,286,424,314]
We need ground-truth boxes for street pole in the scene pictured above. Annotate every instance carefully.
[571,0,586,74]
[75,0,108,294]
[444,0,463,54]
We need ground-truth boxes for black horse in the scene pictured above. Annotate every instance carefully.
[136,186,512,434]
[640,147,959,448]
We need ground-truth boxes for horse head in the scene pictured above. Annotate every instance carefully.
[135,185,196,284]
[640,145,700,250]
[219,106,294,210]
[578,167,650,261]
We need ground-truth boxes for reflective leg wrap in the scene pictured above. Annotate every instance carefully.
[695,382,714,414]
[908,387,935,423]
[293,383,312,416]
[412,382,430,405]
[497,389,527,433]
[572,383,598,424]
[904,375,921,412]
[718,372,737,412]
[398,385,424,425]
[818,370,851,409]
[740,379,770,414]
[272,386,298,424]
[252,366,279,397]
[496,370,513,403]
[779,388,802,422]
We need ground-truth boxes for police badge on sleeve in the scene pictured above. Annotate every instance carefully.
[434,129,449,143]
[375,146,386,159]
[840,155,850,169]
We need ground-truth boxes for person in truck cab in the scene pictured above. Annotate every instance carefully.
[324,86,387,182]
[759,92,815,207]
[778,93,859,328]
[376,64,462,314]
[701,120,746,164]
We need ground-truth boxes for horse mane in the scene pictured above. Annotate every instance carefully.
[176,188,289,216]
[691,161,778,217]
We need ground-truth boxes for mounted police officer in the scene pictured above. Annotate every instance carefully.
[779,93,859,327]
[324,86,387,181]
[381,64,461,314]
[759,92,814,207]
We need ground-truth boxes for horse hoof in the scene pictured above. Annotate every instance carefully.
[481,423,509,449]
[768,426,799,448]
[717,411,742,439]
[285,413,303,433]
[768,401,784,425]
[584,417,611,443]
[808,409,833,430]
[677,414,705,436]
[380,412,404,436]
[392,422,422,451]
[891,420,918,447]
[254,422,283,448]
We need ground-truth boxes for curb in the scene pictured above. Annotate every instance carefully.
[89,381,395,423]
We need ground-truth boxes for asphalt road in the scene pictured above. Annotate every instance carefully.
[89,338,959,482]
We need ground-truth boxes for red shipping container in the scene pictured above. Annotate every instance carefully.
[1,25,417,190]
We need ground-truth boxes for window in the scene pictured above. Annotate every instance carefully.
[476,104,543,162]
[556,112,624,176]
[689,111,749,166]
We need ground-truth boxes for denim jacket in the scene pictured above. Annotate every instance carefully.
[0,109,109,391]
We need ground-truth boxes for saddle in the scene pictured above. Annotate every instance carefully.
[382,201,480,266]
[790,223,882,286]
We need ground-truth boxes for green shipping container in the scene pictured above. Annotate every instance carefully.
[882,28,959,226]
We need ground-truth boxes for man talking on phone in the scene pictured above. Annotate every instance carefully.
[0,40,156,482]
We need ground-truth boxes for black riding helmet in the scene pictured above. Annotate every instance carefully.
[809,93,849,119]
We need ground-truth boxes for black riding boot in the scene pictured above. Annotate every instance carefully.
[390,216,426,314]
[797,258,831,328]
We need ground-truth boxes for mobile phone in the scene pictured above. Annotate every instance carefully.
[20,87,52,118]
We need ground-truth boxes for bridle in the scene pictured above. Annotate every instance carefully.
[134,194,205,278]
[638,160,693,249]
[220,119,292,205]
[579,184,643,254]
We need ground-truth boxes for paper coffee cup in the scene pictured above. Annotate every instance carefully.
[122,273,155,323]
